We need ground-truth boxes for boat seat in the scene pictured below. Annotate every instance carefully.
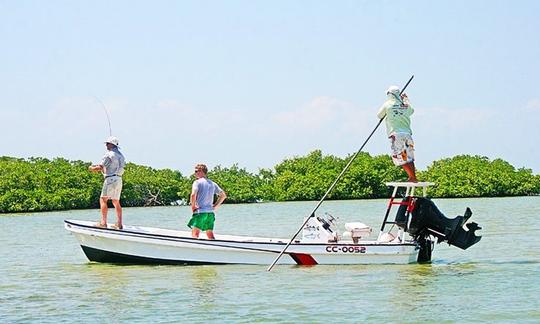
[344,222,372,243]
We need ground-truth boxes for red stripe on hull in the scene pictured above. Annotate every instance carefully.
[289,253,318,265]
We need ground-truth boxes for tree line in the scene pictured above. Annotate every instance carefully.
[1,151,539,213]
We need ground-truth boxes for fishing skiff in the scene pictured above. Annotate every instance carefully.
[65,182,482,266]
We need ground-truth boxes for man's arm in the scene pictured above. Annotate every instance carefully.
[213,191,227,210]
[401,93,414,114]
[89,154,110,173]
[190,181,199,212]
[190,192,199,212]
[89,164,103,173]
[377,104,387,119]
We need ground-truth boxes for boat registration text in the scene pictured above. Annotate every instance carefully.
[325,245,366,253]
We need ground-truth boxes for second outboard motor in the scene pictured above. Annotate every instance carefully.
[400,197,482,250]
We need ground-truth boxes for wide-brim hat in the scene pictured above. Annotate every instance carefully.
[104,136,119,146]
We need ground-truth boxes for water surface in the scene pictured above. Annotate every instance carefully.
[1,197,539,322]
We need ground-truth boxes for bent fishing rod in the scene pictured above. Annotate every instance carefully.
[93,96,113,136]
[267,75,414,272]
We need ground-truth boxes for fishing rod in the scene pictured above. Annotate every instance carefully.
[93,96,113,136]
[267,75,415,272]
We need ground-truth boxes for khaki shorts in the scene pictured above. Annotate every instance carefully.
[389,133,415,166]
[101,176,123,200]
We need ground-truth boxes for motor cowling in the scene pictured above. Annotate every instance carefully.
[402,197,482,250]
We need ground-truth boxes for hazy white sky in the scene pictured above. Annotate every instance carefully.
[1,0,539,176]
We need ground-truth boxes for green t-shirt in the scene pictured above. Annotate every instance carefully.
[377,97,414,136]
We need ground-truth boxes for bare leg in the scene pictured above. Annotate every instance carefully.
[98,197,109,226]
[206,230,215,240]
[111,199,123,229]
[402,162,417,182]
[192,227,201,238]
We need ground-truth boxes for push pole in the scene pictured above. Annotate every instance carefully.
[266,75,414,271]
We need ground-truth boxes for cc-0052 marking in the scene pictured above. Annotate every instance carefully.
[325,245,366,253]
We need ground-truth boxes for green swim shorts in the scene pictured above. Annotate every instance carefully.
[187,212,215,231]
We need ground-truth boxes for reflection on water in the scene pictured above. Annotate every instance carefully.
[389,264,436,313]
[84,264,131,301]
[187,266,219,306]
[388,261,485,319]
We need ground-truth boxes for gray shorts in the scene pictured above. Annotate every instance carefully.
[101,176,123,200]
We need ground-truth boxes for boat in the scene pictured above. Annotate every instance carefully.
[64,182,482,265]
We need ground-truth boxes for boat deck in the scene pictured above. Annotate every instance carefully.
[65,220,384,245]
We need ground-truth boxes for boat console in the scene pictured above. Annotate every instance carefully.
[301,213,340,243]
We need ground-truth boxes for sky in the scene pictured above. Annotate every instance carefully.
[1,0,539,176]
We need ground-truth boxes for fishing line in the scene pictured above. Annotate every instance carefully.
[93,96,113,136]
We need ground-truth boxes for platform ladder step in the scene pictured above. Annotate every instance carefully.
[378,182,435,242]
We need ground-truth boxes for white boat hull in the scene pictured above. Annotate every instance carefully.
[65,220,420,265]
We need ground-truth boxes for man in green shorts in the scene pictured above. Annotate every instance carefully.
[188,164,227,239]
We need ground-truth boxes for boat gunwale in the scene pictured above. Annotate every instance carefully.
[64,219,417,248]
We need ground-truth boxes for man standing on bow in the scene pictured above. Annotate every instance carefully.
[188,164,227,239]
[377,85,418,182]
[89,136,126,229]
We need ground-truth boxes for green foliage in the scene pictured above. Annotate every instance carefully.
[0,157,188,212]
[272,150,343,201]
[122,163,189,207]
[206,164,262,203]
[270,151,406,201]
[335,153,403,199]
[0,157,100,212]
[255,168,277,202]
[422,155,540,197]
[0,153,538,213]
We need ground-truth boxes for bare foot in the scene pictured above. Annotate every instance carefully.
[95,222,107,228]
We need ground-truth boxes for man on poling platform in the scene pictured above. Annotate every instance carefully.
[377,85,418,182]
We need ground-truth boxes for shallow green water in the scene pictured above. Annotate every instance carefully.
[1,197,539,323]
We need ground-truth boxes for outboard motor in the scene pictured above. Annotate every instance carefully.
[399,197,482,250]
